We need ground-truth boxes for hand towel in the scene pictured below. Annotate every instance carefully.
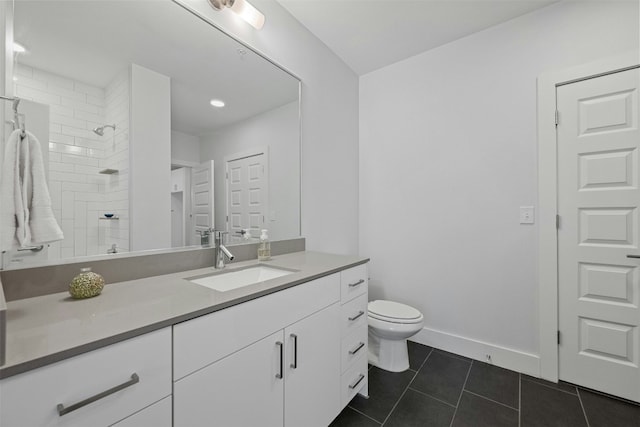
[0,129,21,251]
[0,129,63,251]
[24,131,63,244]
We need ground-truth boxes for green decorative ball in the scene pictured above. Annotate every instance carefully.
[69,270,104,299]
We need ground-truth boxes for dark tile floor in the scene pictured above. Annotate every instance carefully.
[330,342,640,427]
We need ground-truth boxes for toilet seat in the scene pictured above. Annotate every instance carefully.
[368,300,423,324]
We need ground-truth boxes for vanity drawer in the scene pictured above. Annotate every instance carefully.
[112,396,171,427]
[340,265,368,303]
[341,293,368,336]
[173,273,340,380]
[0,328,171,427]
[341,354,368,409]
[341,326,368,374]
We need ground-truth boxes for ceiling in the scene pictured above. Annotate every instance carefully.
[13,1,299,135]
[276,0,559,75]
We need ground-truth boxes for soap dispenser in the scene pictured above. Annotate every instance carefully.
[258,229,271,261]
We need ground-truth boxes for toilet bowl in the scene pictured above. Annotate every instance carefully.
[368,300,424,372]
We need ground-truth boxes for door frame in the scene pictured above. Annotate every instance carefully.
[537,50,639,382]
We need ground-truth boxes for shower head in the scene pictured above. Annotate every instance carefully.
[92,124,116,136]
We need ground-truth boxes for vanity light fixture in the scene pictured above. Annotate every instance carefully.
[208,0,265,30]
[210,99,225,108]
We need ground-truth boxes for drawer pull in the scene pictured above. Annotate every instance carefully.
[57,373,139,416]
[290,334,298,369]
[628,255,640,259]
[349,374,365,390]
[348,279,365,288]
[349,342,365,355]
[276,341,284,379]
[348,310,365,321]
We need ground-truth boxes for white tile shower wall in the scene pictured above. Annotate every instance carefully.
[13,64,130,258]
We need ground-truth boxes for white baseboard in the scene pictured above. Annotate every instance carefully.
[412,327,541,378]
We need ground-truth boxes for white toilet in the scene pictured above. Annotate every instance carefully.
[367,300,424,372]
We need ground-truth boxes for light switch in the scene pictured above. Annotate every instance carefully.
[520,206,535,224]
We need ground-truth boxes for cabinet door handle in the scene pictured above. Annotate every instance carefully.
[349,374,365,390]
[348,311,365,321]
[290,334,298,369]
[628,255,640,259]
[57,373,139,416]
[276,341,284,379]
[348,279,365,288]
[349,342,365,355]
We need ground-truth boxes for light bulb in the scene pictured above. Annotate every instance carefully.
[229,0,265,30]
[13,42,26,53]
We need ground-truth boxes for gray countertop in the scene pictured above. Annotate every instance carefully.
[0,251,368,379]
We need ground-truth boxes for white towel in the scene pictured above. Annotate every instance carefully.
[1,129,21,251]
[1,129,63,251]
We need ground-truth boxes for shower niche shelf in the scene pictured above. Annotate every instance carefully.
[99,168,119,175]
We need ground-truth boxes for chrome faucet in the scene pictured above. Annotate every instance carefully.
[214,230,234,269]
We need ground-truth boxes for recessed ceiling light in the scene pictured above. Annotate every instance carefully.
[13,42,26,53]
[210,99,225,108]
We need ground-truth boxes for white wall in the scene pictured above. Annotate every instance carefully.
[130,64,171,251]
[200,101,299,240]
[180,0,359,254]
[359,0,639,357]
[171,130,200,165]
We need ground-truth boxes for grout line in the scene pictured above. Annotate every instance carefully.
[448,359,473,427]
[380,367,422,426]
[417,348,433,371]
[464,390,519,411]
[521,377,578,397]
[576,388,591,427]
[346,406,383,425]
[407,387,457,408]
[574,384,640,407]
[518,373,522,427]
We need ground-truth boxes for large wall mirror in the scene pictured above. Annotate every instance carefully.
[2,0,301,269]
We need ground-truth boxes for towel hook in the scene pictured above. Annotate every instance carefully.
[1,95,25,137]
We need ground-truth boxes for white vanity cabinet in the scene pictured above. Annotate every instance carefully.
[338,264,369,408]
[173,273,343,427]
[0,328,172,427]
[111,396,172,427]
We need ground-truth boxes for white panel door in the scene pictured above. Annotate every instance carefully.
[173,330,285,427]
[226,152,268,237]
[191,161,214,241]
[284,303,341,427]
[557,67,640,402]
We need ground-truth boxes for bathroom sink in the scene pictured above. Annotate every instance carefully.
[187,265,295,292]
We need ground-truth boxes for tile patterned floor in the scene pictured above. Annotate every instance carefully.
[330,342,640,427]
